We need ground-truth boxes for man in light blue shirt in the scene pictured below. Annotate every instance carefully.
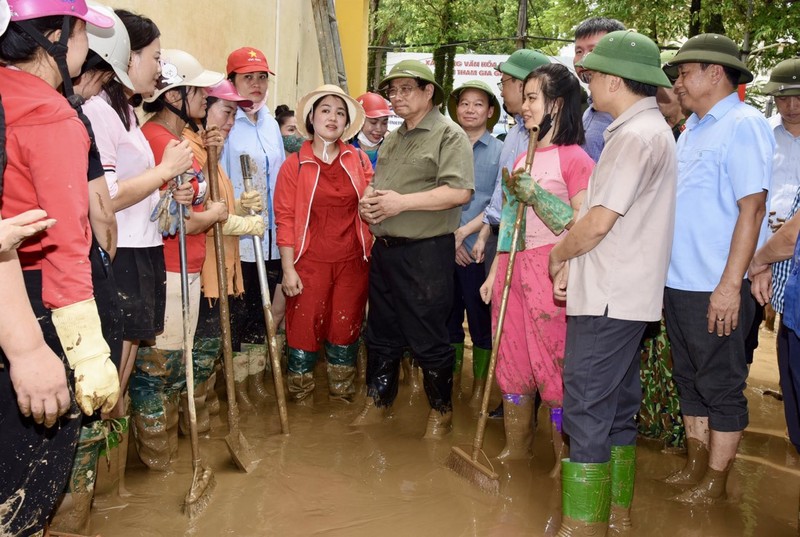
[473,49,550,275]
[573,17,626,162]
[662,34,774,505]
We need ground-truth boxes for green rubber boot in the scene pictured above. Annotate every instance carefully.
[288,347,318,406]
[557,459,612,537]
[451,342,464,398]
[49,421,106,535]
[469,346,491,408]
[94,416,132,511]
[609,445,636,535]
[325,341,359,402]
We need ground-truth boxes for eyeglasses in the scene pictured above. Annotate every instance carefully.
[387,84,419,99]
[496,76,514,90]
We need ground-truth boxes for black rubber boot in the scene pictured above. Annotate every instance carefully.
[366,354,402,408]
[422,364,454,414]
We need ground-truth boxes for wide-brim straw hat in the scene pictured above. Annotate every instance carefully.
[296,84,365,141]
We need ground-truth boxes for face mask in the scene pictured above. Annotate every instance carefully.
[282,134,304,154]
[243,98,267,115]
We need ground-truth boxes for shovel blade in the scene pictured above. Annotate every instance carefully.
[225,430,259,473]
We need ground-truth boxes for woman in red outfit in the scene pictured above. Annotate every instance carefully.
[274,85,372,405]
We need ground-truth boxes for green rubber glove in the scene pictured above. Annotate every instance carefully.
[497,168,526,253]
[511,170,573,235]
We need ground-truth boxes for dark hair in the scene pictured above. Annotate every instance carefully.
[574,17,625,40]
[275,104,295,127]
[523,63,585,146]
[0,16,76,64]
[304,94,350,137]
[102,10,160,131]
[621,78,658,98]
[700,62,740,89]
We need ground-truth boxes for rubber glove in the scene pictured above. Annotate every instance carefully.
[50,298,120,415]
[510,170,573,235]
[222,214,265,237]
[235,191,263,216]
[497,167,526,253]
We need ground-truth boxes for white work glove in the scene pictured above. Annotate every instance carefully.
[50,298,120,415]
[235,191,263,216]
[222,214,265,237]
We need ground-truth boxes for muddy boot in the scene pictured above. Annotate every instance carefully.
[243,342,270,405]
[350,396,390,426]
[129,347,173,471]
[672,463,731,505]
[608,445,636,535]
[233,351,255,412]
[326,341,358,403]
[496,394,534,461]
[49,422,106,535]
[663,437,709,486]
[164,391,180,461]
[94,416,131,511]
[468,346,491,408]
[401,351,423,392]
[421,364,454,439]
[288,347,317,406]
[179,380,211,435]
[352,354,401,425]
[451,342,464,399]
[549,407,568,478]
[206,371,220,416]
[557,460,612,537]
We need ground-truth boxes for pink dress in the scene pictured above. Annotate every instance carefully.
[492,144,593,405]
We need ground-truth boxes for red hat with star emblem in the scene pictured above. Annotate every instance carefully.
[226,46,275,76]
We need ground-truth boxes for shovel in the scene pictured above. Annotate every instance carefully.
[240,154,289,434]
[444,125,541,495]
[176,174,215,516]
[206,143,259,473]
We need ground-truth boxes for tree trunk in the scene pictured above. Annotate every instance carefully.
[516,0,528,49]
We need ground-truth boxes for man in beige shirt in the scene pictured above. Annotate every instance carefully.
[352,59,474,438]
[547,31,676,535]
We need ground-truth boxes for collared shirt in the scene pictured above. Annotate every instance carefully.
[460,130,502,252]
[580,101,613,163]
[483,114,526,225]
[222,106,286,262]
[371,108,474,239]
[772,188,800,313]
[667,92,774,292]
[568,97,677,321]
[768,114,800,220]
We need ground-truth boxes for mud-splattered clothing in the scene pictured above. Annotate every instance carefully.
[275,140,373,351]
[492,145,592,404]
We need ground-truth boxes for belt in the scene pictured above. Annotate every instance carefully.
[375,235,417,247]
[490,225,499,236]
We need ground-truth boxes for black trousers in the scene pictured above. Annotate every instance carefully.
[0,271,81,536]
[365,235,456,411]
[230,259,282,351]
[447,261,492,349]
[563,313,647,463]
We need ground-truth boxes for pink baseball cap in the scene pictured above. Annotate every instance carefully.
[207,80,253,108]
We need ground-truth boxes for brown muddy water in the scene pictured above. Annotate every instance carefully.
[90,328,799,536]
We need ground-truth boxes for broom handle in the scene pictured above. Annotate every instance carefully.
[471,126,540,462]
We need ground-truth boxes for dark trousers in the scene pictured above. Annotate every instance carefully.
[447,261,492,349]
[563,314,647,463]
[664,284,753,432]
[230,259,282,351]
[365,235,456,411]
[484,229,499,279]
[779,322,800,453]
[0,271,81,536]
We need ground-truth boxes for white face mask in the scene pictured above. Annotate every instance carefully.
[243,96,267,115]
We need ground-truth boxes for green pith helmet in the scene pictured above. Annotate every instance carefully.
[447,80,501,129]
[379,59,444,105]
[663,33,753,84]
[764,58,800,96]
[578,30,672,88]
[495,49,551,81]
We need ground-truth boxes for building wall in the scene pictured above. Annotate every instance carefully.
[104,0,324,112]
[336,0,370,97]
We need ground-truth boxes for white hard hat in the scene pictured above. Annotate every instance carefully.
[144,49,224,103]
[86,1,134,90]
[0,0,10,36]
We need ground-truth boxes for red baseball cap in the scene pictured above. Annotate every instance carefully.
[226,47,275,76]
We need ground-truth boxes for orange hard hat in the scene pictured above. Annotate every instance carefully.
[356,92,392,118]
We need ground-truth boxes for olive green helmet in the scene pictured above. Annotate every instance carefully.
[578,30,672,88]
[379,59,444,105]
[663,33,752,84]
[447,80,501,129]
[763,58,800,96]
[495,49,551,81]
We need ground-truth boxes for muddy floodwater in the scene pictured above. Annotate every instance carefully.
[90,327,799,536]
